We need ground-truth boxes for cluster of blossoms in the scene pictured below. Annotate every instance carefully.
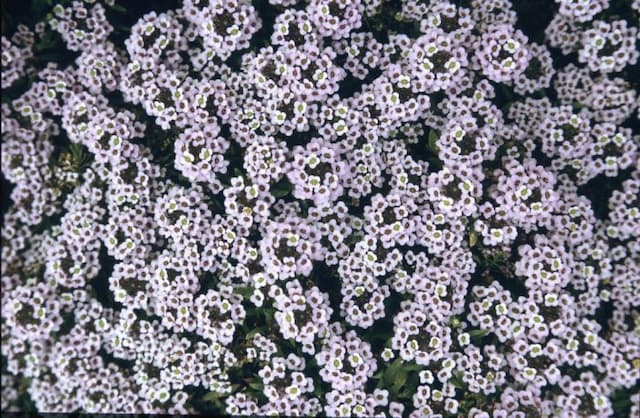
[1,0,639,416]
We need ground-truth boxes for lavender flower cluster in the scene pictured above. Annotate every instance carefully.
[1,0,639,416]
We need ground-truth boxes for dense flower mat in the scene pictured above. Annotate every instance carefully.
[1,0,639,416]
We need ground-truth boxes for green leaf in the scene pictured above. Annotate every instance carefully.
[245,326,266,339]
[202,391,223,402]
[611,388,632,417]
[69,142,83,160]
[469,329,490,339]
[31,0,53,19]
[109,3,128,13]
[263,308,274,321]
[207,195,224,213]
[469,230,478,247]
[383,358,403,384]
[460,399,475,413]
[114,25,131,33]
[234,286,253,298]
[449,372,465,389]
[428,129,439,152]
[398,373,420,399]
[247,380,264,392]
[33,30,57,52]
[201,390,226,411]
[390,370,408,395]
[233,167,246,181]
[402,362,424,372]
[345,233,363,246]
[270,179,292,198]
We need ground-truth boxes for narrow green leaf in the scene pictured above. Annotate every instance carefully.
[234,286,253,298]
[233,167,246,180]
[247,381,264,392]
[402,362,424,372]
[397,373,420,399]
[390,370,408,395]
[245,326,266,339]
[270,179,292,198]
[202,391,222,402]
[450,373,465,389]
[109,3,128,13]
[428,129,439,152]
[469,329,490,339]
[469,230,478,247]
[31,0,53,19]
[345,233,363,246]
[383,358,403,383]
[263,308,274,321]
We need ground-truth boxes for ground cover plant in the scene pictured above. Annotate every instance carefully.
[1,0,639,416]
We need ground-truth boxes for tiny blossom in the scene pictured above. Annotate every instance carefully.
[515,234,574,293]
[272,9,319,49]
[1,36,33,88]
[182,0,262,61]
[470,0,517,32]
[242,135,289,186]
[537,105,591,161]
[75,42,123,94]
[545,14,581,54]
[491,157,559,231]
[579,20,639,73]
[608,176,640,243]
[287,138,348,206]
[588,123,637,178]
[174,122,229,192]
[259,218,325,280]
[405,28,469,93]
[315,326,378,391]
[556,0,609,22]
[270,279,333,354]
[307,0,365,40]
[194,289,245,345]
[582,76,638,124]
[513,43,554,95]
[124,10,186,71]
[472,24,530,83]
[49,2,113,52]
[333,31,383,79]
[417,1,474,45]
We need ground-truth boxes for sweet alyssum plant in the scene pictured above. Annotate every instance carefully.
[1,0,639,416]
